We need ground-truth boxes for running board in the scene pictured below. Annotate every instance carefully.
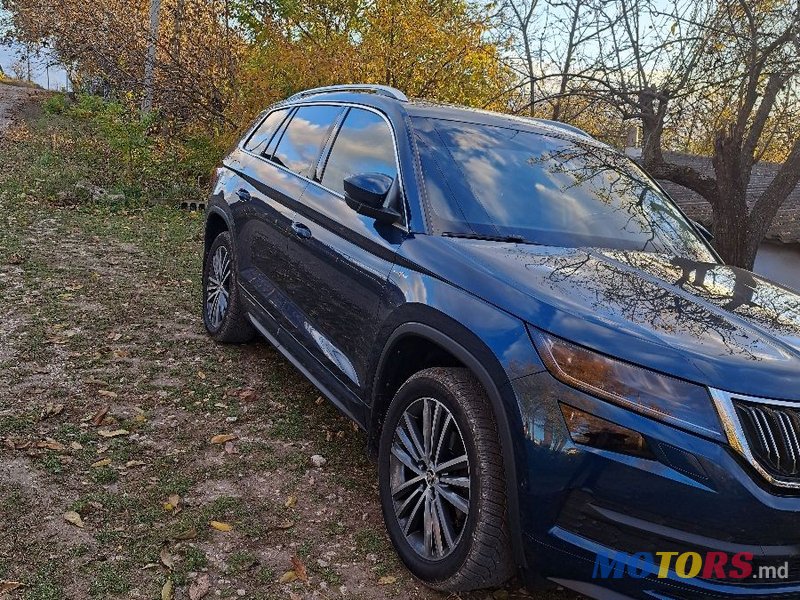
[247,314,366,430]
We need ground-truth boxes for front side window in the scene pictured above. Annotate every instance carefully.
[272,105,342,177]
[321,109,397,196]
[414,117,717,262]
[243,108,289,154]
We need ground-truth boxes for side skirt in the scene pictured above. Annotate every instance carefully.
[245,310,369,431]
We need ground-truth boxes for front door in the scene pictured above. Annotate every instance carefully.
[281,107,406,393]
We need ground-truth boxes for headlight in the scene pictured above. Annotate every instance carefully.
[529,327,723,439]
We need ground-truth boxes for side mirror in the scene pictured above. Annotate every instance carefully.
[692,220,714,242]
[344,173,400,224]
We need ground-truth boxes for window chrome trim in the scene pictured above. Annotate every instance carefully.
[238,101,409,231]
[710,388,800,489]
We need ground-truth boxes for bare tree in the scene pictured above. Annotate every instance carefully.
[534,0,800,269]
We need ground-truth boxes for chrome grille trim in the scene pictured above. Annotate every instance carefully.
[711,388,800,489]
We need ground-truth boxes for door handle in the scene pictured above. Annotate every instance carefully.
[236,188,251,201]
[290,222,313,239]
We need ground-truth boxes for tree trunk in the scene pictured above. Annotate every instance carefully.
[711,195,755,268]
[711,126,757,268]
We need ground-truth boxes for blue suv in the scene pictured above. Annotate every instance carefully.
[203,84,800,599]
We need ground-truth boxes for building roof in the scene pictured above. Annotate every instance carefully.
[654,152,800,244]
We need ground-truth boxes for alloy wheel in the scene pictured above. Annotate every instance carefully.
[206,245,231,330]
[389,397,471,560]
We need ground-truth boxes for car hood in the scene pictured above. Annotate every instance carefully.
[414,238,800,400]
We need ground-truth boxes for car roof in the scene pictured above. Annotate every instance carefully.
[283,89,598,144]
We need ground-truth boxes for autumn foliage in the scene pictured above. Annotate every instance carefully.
[5,0,514,129]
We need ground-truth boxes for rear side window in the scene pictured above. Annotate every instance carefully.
[243,108,289,154]
[272,105,342,177]
[321,109,397,196]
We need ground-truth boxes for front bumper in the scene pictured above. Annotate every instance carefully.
[511,372,800,599]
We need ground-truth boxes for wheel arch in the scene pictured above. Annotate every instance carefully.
[369,316,528,571]
[204,207,232,254]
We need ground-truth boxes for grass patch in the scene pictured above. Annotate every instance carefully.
[1,93,223,208]
[23,562,63,600]
[88,562,132,597]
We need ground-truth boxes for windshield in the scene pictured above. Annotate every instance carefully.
[413,117,717,262]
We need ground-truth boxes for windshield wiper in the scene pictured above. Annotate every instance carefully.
[442,232,530,244]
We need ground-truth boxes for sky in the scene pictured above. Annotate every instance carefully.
[0,8,69,90]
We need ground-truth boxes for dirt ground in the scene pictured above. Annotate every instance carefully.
[0,82,43,131]
[0,84,584,600]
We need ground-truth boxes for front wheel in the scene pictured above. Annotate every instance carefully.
[378,367,515,591]
[202,231,255,343]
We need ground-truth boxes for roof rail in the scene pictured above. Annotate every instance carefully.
[287,84,409,103]
[532,118,594,139]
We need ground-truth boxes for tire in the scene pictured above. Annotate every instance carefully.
[202,231,255,343]
[378,367,515,591]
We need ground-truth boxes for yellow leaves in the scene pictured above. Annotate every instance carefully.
[210,434,237,445]
[163,494,181,513]
[284,495,297,509]
[278,570,297,584]
[161,578,174,600]
[91,458,112,468]
[378,575,397,585]
[64,510,85,528]
[209,520,233,532]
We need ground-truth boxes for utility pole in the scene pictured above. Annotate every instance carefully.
[142,0,162,113]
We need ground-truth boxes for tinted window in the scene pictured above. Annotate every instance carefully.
[273,105,342,176]
[322,109,397,195]
[414,118,716,261]
[243,108,289,154]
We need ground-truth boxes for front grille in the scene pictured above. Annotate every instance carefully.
[734,400,800,479]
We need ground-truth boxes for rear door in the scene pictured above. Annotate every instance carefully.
[228,104,343,333]
[281,107,406,393]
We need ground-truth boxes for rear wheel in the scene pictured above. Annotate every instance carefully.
[378,367,515,591]
[202,232,255,343]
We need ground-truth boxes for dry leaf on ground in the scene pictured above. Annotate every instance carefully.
[239,389,256,401]
[98,429,129,438]
[290,555,308,582]
[36,439,66,451]
[63,511,84,528]
[209,520,232,532]
[163,494,181,513]
[209,434,237,444]
[40,403,64,419]
[279,571,297,584]
[0,581,24,593]
[90,405,109,426]
[161,578,174,600]
[188,574,210,600]
[172,527,197,540]
[159,545,174,570]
